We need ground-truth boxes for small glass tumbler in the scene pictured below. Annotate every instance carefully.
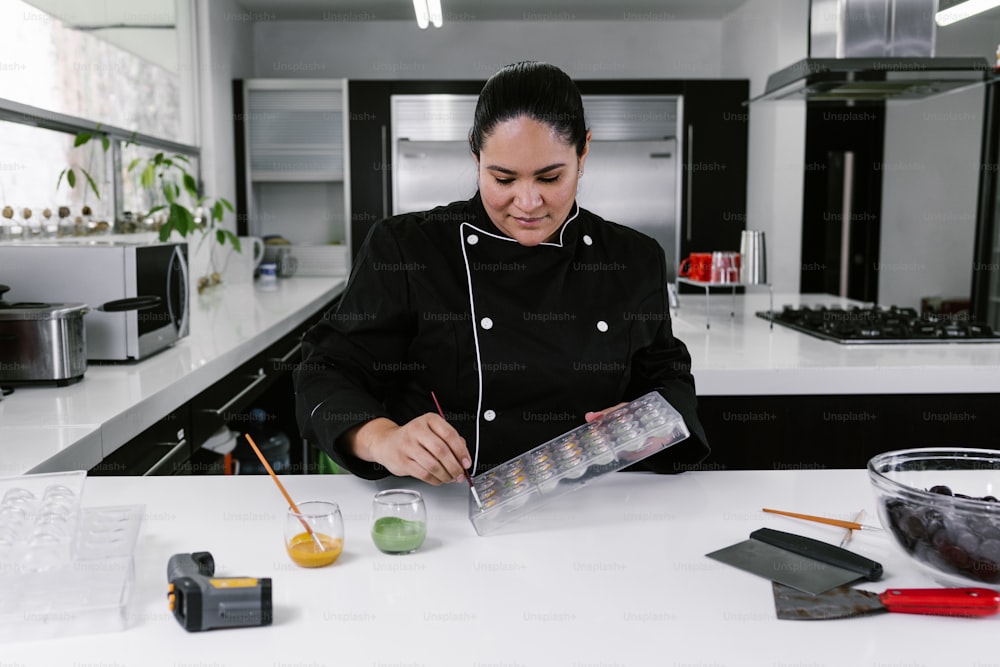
[284,501,344,568]
[371,489,426,555]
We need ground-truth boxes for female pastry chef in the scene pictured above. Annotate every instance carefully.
[294,61,709,484]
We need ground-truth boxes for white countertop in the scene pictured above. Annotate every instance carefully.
[672,291,1000,396]
[1,470,995,666]
[0,277,346,476]
[4,287,999,475]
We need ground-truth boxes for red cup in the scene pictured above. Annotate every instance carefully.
[679,253,712,282]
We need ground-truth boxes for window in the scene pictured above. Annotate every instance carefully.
[0,0,198,231]
[0,0,187,139]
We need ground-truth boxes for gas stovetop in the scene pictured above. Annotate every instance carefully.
[756,305,1000,344]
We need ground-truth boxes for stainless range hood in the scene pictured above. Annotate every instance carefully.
[752,0,992,103]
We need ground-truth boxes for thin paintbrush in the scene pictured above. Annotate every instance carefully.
[762,507,884,532]
[431,391,482,509]
[246,434,325,551]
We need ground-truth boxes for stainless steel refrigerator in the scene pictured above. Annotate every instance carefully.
[390,94,682,277]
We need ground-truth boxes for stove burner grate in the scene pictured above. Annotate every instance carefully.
[756,305,1000,344]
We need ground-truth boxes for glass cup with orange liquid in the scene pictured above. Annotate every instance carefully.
[284,501,344,568]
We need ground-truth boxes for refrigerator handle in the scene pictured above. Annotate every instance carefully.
[380,124,389,218]
[838,151,855,298]
[685,123,693,243]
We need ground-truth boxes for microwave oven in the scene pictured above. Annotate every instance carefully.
[0,240,189,361]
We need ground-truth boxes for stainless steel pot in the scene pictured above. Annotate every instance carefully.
[0,284,162,385]
[0,285,88,385]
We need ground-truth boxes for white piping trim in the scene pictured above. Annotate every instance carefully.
[465,202,581,248]
[457,201,582,475]
[459,222,484,475]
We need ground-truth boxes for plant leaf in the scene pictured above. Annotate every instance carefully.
[212,200,224,222]
[81,168,100,200]
[141,162,156,190]
[183,172,198,199]
[170,202,195,235]
[221,198,234,212]
[73,132,92,147]
[163,181,176,204]
[222,229,241,252]
[66,169,76,188]
[100,134,110,152]
[216,229,225,245]
[56,168,67,191]
[127,158,141,173]
[153,152,164,165]
[173,154,191,164]
[147,205,166,215]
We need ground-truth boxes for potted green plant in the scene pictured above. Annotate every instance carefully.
[62,129,241,291]
[128,151,239,291]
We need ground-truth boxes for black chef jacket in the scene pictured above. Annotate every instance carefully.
[294,193,709,479]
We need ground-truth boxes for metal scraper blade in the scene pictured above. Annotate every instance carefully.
[773,582,887,620]
[705,538,863,595]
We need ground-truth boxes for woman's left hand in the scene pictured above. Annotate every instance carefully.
[584,402,627,423]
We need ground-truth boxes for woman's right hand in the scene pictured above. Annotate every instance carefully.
[347,415,472,485]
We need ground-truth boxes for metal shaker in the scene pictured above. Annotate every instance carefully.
[739,230,767,284]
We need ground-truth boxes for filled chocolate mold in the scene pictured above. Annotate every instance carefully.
[469,391,689,535]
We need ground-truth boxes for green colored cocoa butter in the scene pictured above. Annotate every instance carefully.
[371,516,426,553]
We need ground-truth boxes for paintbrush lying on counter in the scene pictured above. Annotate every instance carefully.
[762,507,884,533]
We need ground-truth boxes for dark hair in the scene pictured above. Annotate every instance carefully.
[469,61,588,158]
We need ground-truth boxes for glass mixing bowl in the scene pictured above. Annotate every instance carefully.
[869,447,1000,586]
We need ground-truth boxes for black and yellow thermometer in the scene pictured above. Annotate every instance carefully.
[167,552,272,631]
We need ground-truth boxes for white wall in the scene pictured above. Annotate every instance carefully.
[250,19,724,80]
[722,0,809,293]
[196,0,253,215]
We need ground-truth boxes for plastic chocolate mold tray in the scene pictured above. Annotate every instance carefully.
[0,471,145,642]
[0,470,86,573]
[469,391,689,536]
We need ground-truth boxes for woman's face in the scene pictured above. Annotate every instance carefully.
[475,116,590,246]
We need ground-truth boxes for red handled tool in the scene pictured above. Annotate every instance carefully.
[773,582,1000,620]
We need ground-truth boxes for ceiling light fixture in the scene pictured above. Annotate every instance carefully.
[428,0,443,28]
[413,0,443,29]
[935,0,1000,26]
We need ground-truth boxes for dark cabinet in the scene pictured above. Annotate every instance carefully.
[89,295,339,476]
[697,393,1000,470]
[677,80,750,260]
[89,406,191,476]
[186,304,333,475]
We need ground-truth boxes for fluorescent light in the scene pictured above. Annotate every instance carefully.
[428,0,443,28]
[936,0,1000,26]
[413,0,429,29]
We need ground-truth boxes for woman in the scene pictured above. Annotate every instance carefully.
[294,61,709,484]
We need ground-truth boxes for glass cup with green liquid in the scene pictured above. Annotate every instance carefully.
[371,489,426,555]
